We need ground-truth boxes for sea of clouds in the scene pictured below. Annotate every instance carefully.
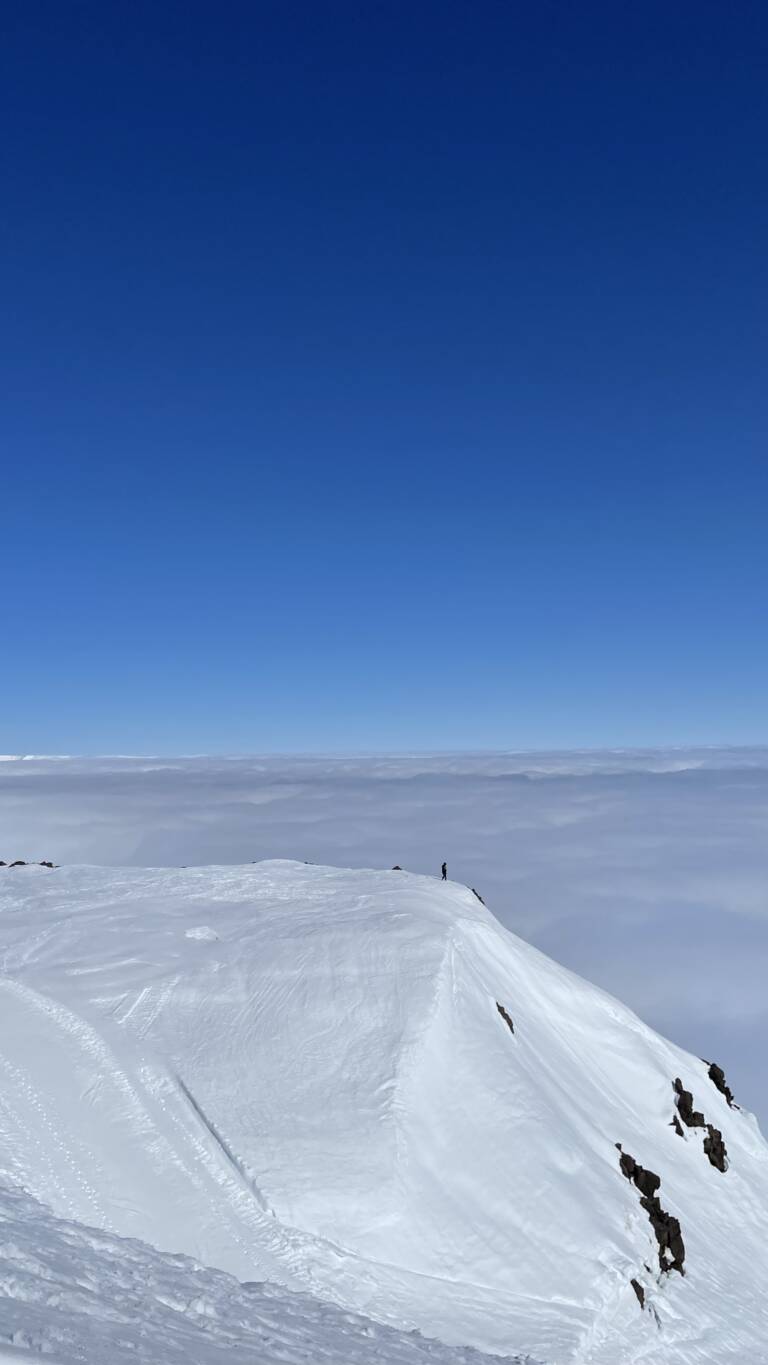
[2,748,767,1124]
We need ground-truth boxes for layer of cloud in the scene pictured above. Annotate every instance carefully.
[2,749,767,1124]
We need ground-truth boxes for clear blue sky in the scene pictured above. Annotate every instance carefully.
[3,1,766,753]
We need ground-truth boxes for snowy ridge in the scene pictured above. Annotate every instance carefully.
[0,861,766,1363]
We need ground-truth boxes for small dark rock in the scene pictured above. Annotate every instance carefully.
[618,1148,637,1182]
[39,860,55,869]
[665,1217,686,1273]
[616,1147,659,1197]
[471,887,486,905]
[640,1195,685,1274]
[496,1002,515,1034]
[670,1114,684,1137]
[703,1124,728,1172]
[674,1078,705,1128]
[630,1278,645,1309]
[391,865,402,870]
[706,1061,736,1108]
[9,860,26,868]
[634,1165,661,1200]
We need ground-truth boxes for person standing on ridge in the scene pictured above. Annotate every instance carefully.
[441,861,447,881]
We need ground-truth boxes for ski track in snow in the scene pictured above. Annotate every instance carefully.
[0,861,766,1363]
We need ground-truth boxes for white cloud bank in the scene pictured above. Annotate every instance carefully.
[1,748,767,1124]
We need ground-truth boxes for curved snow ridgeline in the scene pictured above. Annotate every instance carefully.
[0,861,766,1364]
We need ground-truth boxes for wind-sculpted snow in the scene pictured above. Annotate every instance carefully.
[0,861,767,1363]
[0,1185,528,1365]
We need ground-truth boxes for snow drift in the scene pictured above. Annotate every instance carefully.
[0,860,766,1363]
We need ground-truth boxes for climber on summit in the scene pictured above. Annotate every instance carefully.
[441,861,447,881]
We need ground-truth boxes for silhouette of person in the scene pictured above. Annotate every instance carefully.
[441,861,447,881]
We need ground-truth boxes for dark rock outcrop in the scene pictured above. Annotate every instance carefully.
[674,1078,705,1128]
[616,1147,660,1199]
[496,1002,515,1034]
[616,1145,685,1275]
[630,1278,645,1309]
[671,1114,684,1137]
[706,1061,736,1108]
[703,1124,728,1172]
[635,1166,662,1200]
[39,860,55,868]
[471,887,486,905]
[391,865,402,870]
[674,1077,731,1172]
[641,1195,686,1274]
[618,1148,636,1181]
[9,860,26,868]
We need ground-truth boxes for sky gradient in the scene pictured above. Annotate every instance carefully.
[3,2,767,751]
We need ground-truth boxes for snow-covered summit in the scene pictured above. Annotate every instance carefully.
[0,860,766,1363]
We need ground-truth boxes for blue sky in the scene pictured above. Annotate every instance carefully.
[3,1,767,752]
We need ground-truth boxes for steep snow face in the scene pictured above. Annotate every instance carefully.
[0,861,766,1364]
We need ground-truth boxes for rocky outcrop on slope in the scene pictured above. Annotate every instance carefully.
[706,1061,736,1108]
[616,1145,686,1276]
[703,1125,728,1173]
[673,1079,705,1128]
[673,1078,729,1172]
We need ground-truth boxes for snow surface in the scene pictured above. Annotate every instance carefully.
[0,1184,523,1365]
[0,860,766,1363]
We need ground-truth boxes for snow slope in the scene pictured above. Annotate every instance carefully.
[0,860,766,1363]
[0,1184,523,1365]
